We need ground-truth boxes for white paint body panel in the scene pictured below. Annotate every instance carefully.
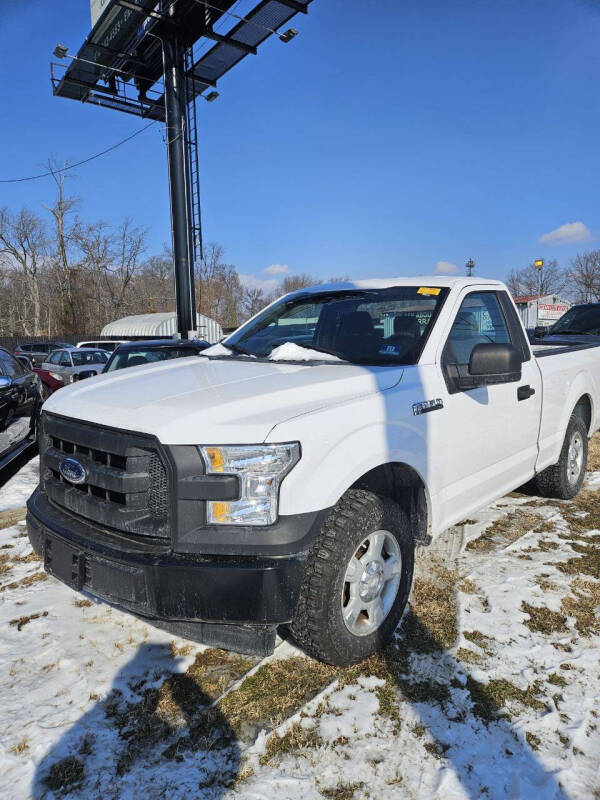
[44,277,600,539]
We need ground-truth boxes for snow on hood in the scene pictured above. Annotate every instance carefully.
[43,356,403,445]
[268,342,344,362]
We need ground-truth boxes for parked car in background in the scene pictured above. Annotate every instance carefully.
[532,303,600,344]
[77,339,129,352]
[0,347,41,469]
[14,342,74,368]
[102,338,210,372]
[35,348,109,399]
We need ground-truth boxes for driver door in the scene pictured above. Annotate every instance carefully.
[431,289,542,530]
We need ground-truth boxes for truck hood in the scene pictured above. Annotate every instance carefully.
[43,356,403,444]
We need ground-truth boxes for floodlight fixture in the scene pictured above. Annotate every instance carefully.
[203,91,219,103]
[53,43,69,59]
[279,28,298,43]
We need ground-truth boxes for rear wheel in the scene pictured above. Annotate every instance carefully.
[290,489,415,666]
[533,413,588,500]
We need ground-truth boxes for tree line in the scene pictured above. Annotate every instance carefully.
[0,165,332,338]
[3,164,600,339]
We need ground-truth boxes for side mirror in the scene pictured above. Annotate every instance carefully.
[0,376,13,389]
[533,326,546,338]
[468,343,522,385]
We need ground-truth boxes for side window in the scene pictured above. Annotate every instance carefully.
[442,292,513,392]
[0,350,24,378]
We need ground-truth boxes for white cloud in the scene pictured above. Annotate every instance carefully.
[264,263,290,275]
[238,274,280,294]
[538,221,591,246]
[434,261,460,275]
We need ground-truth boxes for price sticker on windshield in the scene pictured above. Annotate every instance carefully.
[417,287,441,296]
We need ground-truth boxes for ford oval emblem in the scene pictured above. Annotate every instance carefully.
[59,457,87,485]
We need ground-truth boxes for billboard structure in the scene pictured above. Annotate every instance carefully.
[52,0,315,337]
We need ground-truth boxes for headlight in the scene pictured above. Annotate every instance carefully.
[48,372,64,381]
[199,443,300,526]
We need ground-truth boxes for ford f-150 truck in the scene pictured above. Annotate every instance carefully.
[27,277,600,665]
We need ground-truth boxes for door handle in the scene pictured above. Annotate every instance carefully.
[517,385,535,401]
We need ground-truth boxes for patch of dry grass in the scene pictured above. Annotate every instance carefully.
[1,571,48,592]
[465,676,547,722]
[457,648,485,666]
[521,602,568,635]
[106,648,258,773]
[466,511,545,552]
[0,507,27,529]
[43,757,84,792]
[320,783,365,800]
[260,722,322,765]
[561,577,600,637]
[9,738,29,756]
[9,611,48,631]
[587,433,600,471]
[220,657,337,738]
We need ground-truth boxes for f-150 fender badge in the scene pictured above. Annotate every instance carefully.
[412,399,444,416]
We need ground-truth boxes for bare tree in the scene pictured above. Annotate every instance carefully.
[0,207,47,335]
[506,259,566,298]
[45,162,81,333]
[242,286,266,319]
[567,250,600,303]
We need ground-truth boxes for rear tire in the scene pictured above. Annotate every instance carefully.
[290,489,415,666]
[532,413,588,500]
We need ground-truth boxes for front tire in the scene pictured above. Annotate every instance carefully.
[290,489,415,666]
[532,413,588,500]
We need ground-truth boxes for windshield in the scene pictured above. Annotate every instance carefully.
[225,285,449,365]
[551,306,600,335]
[106,347,196,372]
[71,350,109,366]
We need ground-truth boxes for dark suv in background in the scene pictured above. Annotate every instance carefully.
[14,342,74,368]
[0,347,41,469]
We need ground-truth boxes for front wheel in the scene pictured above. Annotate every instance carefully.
[532,413,588,500]
[290,489,415,666]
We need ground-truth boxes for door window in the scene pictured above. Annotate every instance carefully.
[0,350,24,378]
[442,292,512,392]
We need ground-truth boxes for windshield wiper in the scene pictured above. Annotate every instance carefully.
[224,342,253,356]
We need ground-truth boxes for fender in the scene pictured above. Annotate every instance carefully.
[268,389,436,529]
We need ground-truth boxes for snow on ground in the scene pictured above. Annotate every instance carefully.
[1,444,599,800]
[0,456,39,511]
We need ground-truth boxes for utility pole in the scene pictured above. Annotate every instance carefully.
[163,34,196,340]
[534,258,544,327]
[465,258,475,277]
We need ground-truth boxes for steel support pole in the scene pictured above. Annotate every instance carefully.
[163,35,196,340]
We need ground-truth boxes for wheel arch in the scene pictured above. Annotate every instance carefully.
[573,392,593,434]
[350,461,431,544]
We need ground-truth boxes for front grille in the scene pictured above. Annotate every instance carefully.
[41,413,171,540]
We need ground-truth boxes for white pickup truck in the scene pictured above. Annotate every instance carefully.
[27,277,600,665]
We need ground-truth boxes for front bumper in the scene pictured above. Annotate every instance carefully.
[27,489,310,650]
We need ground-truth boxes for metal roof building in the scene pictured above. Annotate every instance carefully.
[101,312,222,343]
[513,294,571,329]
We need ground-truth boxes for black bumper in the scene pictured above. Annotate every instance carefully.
[27,489,309,636]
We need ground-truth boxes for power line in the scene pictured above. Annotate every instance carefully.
[0,122,157,184]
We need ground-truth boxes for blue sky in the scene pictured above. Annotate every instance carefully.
[1,0,599,293]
